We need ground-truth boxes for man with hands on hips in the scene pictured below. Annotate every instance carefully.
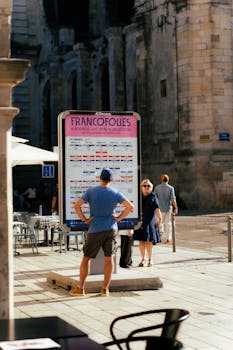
[70,168,134,297]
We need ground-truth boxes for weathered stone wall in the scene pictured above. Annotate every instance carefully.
[11,0,53,146]
[134,0,181,201]
[174,0,233,208]
[10,0,233,209]
[134,0,233,209]
[89,0,107,38]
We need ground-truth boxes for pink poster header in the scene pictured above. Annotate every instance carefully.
[65,114,137,138]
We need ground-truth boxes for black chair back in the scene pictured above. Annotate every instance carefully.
[103,308,189,350]
[161,309,188,339]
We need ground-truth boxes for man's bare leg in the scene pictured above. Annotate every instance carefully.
[69,256,91,296]
[79,256,91,289]
[103,255,114,290]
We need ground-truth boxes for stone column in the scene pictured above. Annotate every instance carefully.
[0,0,11,58]
[124,24,137,111]
[0,0,29,319]
[107,27,125,110]
[49,58,64,147]
[135,21,151,163]
[74,43,92,109]
[0,59,29,319]
[0,106,17,319]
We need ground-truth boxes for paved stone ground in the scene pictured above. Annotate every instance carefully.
[13,210,233,350]
[175,210,232,253]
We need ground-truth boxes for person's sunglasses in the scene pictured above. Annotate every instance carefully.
[142,185,150,188]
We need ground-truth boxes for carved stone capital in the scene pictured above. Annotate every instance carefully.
[0,58,29,107]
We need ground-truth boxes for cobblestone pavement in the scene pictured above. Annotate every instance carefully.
[14,210,233,350]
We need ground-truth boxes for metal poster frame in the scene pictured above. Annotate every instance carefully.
[58,110,141,231]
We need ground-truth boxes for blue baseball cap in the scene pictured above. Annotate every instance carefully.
[100,168,113,181]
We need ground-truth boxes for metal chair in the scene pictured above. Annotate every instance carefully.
[13,221,38,255]
[105,335,184,350]
[103,308,189,350]
[51,229,85,253]
[62,231,85,252]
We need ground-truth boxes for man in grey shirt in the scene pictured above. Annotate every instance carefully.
[154,174,178,243]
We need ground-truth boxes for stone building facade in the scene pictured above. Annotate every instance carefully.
[11,0,233,209]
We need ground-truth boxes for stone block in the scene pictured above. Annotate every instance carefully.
[47,271,163,293]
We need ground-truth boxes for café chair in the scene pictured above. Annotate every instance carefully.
[102,308,189,350]
[62,231,86,252]
[105,335,184,350]
[13,221,38,255]
[51,228,85,253]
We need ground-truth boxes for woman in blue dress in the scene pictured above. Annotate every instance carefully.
[134,179,162,267]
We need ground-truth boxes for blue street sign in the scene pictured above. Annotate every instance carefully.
[42,164,55,178]
[219,132,230,141]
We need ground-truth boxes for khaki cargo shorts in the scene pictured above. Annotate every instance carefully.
[83,229,118,258]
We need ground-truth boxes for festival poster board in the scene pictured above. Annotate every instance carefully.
[58,111,141,231]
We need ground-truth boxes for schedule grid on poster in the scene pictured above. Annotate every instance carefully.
[59,112,141,230]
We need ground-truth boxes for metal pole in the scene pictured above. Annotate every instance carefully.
[171,213,176,252]
[227,216,232,262]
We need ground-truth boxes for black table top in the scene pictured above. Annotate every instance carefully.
[56,337,107,350]
[0,317,87,341]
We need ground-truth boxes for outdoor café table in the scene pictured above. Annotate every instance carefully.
[0,317,107,350]
[56,336,107,350]
[0,316,87,341]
